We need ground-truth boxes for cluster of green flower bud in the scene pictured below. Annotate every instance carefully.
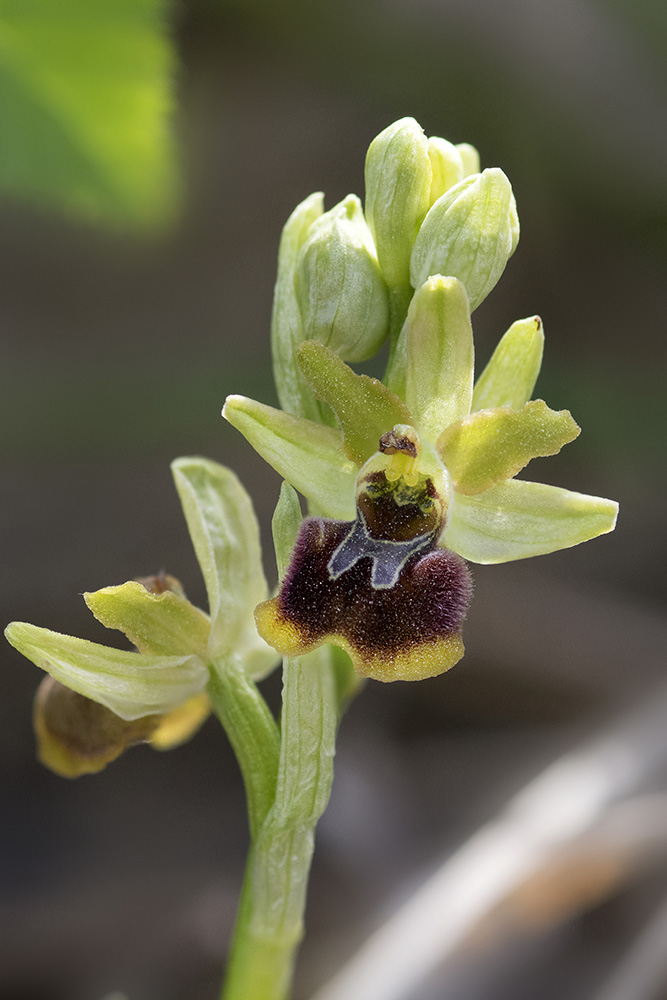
[365,117,519,312]
[271,117,520,421]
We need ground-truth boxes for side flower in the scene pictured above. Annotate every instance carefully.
[223,275,618,683]
[5,459,279,776]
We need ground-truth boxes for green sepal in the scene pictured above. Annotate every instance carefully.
[427,136,464,205]
[295,194,389,362]
[171,457,277,677]
[472,316,544,411]
[271,191,325,421]
[438,400,580,495]
[410,167,519,311]
[397,275,474,440]
[223,395,357,519]
[456,142,481,177]
[297,341,412,466]
[84,581,211,658]
[364,117,432,293]
[443,479,618,563]
[5,622,208,721]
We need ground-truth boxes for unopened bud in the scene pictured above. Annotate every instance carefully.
[410,167,519,311]
[364,117,432,292]
[295,194,389,362]
[456,142,481,177]
[427,136,464,205]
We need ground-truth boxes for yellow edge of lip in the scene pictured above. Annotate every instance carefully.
[255,598,464,683]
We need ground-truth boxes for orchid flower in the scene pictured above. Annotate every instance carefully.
[5,459,279,776]
[223,117,617,682]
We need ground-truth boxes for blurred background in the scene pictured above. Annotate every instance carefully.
[1,1,666,998]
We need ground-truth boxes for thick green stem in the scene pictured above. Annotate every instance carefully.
[221,647,338,1000]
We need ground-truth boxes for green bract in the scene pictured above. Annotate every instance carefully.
[271,191,325,421]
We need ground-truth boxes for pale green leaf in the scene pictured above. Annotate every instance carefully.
[223,395,357,520]
[473,316,544,411]
[402,275,474,440]
[5,621,207,720]
[438,399,580,495]
[0,0,176,227]
[297,341,412,466]
[443,478,618,563]
[171,457,273,669]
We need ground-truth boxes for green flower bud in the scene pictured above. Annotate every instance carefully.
[295,194,389,362]
[410,167,520,311]
[427,136,464,205]
[456,142,481,177]
[364,117,432,292]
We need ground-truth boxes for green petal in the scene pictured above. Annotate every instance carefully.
[401,276,474,440]
[223,395,357,519]
[5,622,207,720]
[442,479,618,563]
[472,316,544,411]
[297,341,412,465]
[171,457,275,673]
[410,168,518,311]
[84,581,210,657]
[427,136,464,205]
[271,191,325,421]
[438,400,580,495]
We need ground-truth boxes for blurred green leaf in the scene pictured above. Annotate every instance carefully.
[0,0,177,227]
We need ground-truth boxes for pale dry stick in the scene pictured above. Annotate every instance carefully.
[588,890,667,1000]
[409,795,667,1000]
[312,681,667,1000]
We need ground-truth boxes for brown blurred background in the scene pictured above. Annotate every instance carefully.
[1,1,666,999]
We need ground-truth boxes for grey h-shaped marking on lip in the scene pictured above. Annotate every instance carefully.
[327,517,434,590]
